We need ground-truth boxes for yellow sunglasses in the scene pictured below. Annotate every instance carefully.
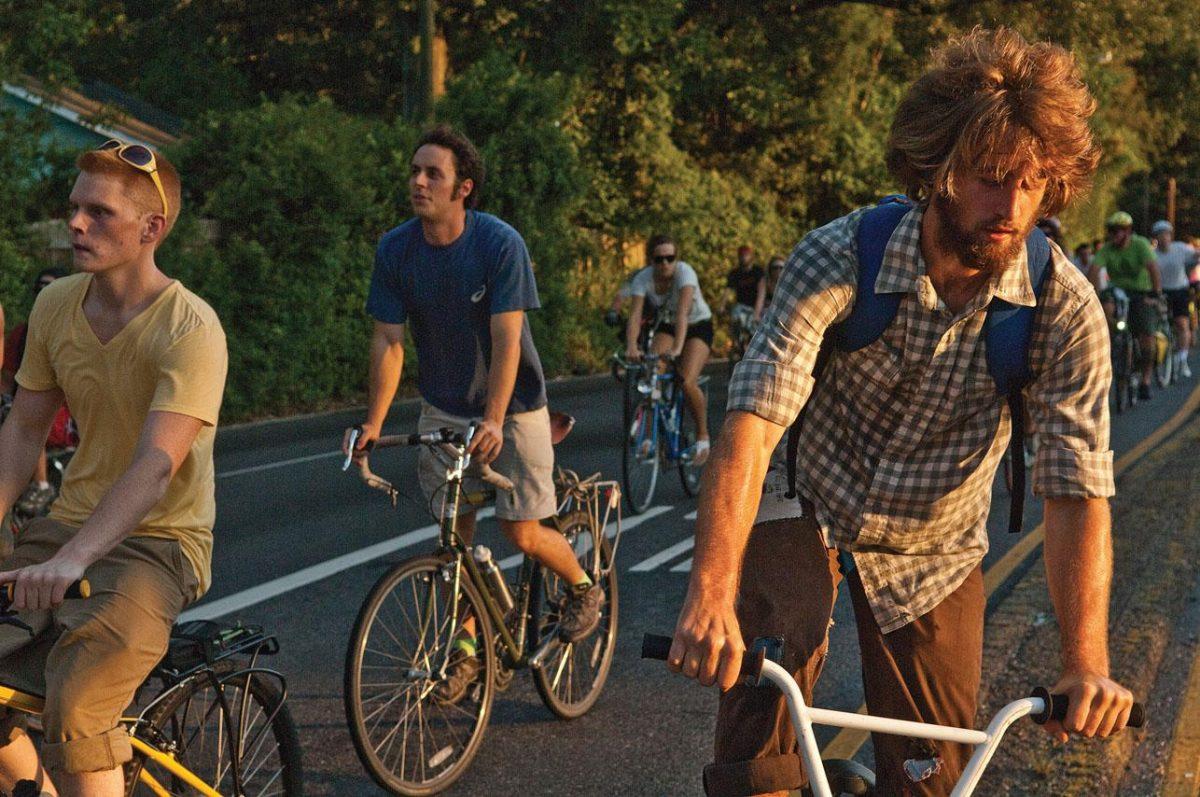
[98,139,169,217]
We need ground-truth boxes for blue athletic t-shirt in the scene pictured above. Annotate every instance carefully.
[367,210,548,417]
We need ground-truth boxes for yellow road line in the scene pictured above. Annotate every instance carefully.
[821,380,1200,761]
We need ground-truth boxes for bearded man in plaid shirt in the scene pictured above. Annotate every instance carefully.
[666,28,1135,797]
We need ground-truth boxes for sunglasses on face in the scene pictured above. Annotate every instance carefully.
[653,254,677,265]
[98,140,169,217]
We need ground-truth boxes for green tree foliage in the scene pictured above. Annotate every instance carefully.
[4,0,1198,416]
[164,98,413,418]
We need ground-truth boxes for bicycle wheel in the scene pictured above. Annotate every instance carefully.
[622,392,660,514]
[126,662,303,796]
[677,379,708,497]
[531,511,618,719]
[1111,332,1132,413]
[344,555,495,796]
[1155,332,1175,387]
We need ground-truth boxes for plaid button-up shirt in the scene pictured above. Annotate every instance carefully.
[731,204,1114,633]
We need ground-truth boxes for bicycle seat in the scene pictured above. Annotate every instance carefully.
[549,410,575,446]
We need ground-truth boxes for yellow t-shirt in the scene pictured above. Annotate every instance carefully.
[15,273,228,597]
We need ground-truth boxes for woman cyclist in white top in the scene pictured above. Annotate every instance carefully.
[625,234,713,464]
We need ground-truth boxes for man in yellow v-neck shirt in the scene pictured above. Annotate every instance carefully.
[0,143,226,796]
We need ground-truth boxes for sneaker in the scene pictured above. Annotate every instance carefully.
[558,584,604,643]
[688,439,711,466]
[433,646,482,706]
[15,484,55,517]
[1181,360,1192,379]
[1138,383,1152,401]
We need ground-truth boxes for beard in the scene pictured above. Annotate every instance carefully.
[933,193,1034,273]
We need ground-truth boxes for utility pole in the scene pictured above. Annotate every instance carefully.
[419,0,435,122]
[1167,176,1177,229]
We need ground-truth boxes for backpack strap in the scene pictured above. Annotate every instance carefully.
[989,227,1053,533]
[785,197,911,497]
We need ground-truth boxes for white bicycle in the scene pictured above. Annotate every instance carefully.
[642,634,1145,796]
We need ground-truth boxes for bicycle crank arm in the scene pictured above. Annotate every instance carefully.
[528,634,563,671]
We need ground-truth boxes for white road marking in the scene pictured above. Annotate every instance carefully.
[497,504,674,570]
[630,536,695,572]
[180,508,496,621]
[669,558,692,572]
[217,451,342,479]
[684,510,697,520]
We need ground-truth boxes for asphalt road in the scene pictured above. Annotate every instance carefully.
[192,360,1200,796]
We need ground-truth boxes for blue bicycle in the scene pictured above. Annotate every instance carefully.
[615,352,708,513]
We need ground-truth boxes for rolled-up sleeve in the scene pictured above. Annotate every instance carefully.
[727,213,859,427]
[1028,287,1116,498]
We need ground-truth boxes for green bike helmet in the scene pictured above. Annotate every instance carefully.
[1106,210,1134,228]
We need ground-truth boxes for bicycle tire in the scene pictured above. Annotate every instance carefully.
[126,660,303,797]
[531,512,618,719]
[1155,332,1175,387]
[344,555,495,796]
[677,379,708,497]
[622,392,659,514]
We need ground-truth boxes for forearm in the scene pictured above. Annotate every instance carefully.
[56,449,176,567]
[688,412,782,601]
[1149,261,1163,293]
[365,331,404,430]
[0,419,46,515]
[626,307,643,350]
[483,335,521,425]
[1044,496,1112,675]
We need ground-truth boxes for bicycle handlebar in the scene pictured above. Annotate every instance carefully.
[343,425,516,495]
[641,633,768,687]
[1029,685,1145,729]
[0,579,90,606]
[643,634,1147,729]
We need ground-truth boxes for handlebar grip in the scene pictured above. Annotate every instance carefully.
[1031,686,1145,729]
[2,578,90,603]
[641,633,767,685]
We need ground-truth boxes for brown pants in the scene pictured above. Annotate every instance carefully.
[0,518,197,773]
[705,517,983,797]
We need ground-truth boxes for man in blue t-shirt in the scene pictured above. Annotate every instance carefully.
[346,126,603,702]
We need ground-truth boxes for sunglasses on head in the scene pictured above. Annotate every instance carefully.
[98,140,169,217]
[653,254,677,265]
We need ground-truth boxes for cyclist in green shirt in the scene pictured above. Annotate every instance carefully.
[1089,211,1161,400]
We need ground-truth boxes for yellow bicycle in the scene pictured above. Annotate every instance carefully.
[0,582,303,796]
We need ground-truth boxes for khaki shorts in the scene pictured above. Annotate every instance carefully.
[0,518,198,773]
[417,402,558,522]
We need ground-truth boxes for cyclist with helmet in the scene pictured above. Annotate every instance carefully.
[764,256,786,306]
[1150,220,1197,378]
[1090,211,1161,400]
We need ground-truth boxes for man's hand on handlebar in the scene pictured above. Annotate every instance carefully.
[1043,670,1135,743]
[625,345,643,363]
[343,422,380,466]
[0,555,88,612]
[669,589,746,692]
[467,418,503,466]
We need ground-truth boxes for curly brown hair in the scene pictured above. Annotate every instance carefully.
[886,27,1100,217]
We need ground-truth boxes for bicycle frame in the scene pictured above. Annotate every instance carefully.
[0,686,222,797]
[760,658,1065,797]
[629,360,689,464]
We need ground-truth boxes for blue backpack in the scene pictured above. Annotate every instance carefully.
[784,197,1052,534]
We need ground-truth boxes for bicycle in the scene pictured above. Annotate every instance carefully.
[1151,296,1177,388]
[342,422,622,796]
[0,581,302,797]
[1102,287,1137,413]
[615,352,708,514]
[641,633,1145,796]
[727,305,757,379]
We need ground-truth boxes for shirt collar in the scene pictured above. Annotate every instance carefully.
[872,204,1036,309]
